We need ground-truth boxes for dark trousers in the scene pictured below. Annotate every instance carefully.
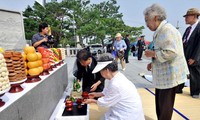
[189,66,200,96]
[137,48,143,59]
[176,83,185,93]
[155,86,177,120]
[124,49,130,63]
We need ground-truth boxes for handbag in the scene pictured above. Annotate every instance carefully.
[117,50,124,59]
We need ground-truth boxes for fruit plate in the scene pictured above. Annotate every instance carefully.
[10,78,26,85]
[62,104,87,116]
[9,79,26,93]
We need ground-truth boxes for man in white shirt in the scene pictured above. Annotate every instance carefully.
[83,53,144,120]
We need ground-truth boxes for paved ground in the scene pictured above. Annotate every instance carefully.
[65,54,154,89]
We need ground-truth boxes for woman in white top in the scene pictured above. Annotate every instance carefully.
[83,53,145,120]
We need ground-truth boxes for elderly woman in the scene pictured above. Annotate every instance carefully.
[83,53,144,120]
[144,4,189,120]
[113,33,127,71]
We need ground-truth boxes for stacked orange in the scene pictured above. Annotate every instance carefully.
[23,46,43,76]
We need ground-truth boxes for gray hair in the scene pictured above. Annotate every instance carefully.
[98,53,118,72]
[143,4,167,21]
[98,53,114,62]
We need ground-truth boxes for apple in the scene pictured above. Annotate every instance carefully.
[66,107,73,111]
[37,47,45,53]
[42,58,49,64]
[82,92,89,99]
[76,98,83,105]
[65,102,73,108]
[65,100,73,108]
[41,50,50,58]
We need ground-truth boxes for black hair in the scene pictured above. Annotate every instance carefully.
[38,23,48,32]
[76,49,92,61]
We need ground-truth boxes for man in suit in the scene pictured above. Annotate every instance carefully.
[177,8,200,98]
[75,49,105,93]
[136,35,146,60]
[124,34,130,63]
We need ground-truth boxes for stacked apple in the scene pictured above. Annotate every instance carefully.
[46,49,55,65]
[23,46,43,76]
[37,47,51,71]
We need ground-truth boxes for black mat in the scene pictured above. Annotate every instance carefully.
[62,104,87,116]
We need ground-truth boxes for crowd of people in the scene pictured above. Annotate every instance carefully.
[31,3,200,120]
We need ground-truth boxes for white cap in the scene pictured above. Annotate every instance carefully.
[92,61,113,73]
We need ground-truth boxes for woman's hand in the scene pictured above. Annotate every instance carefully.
[147,63,152,71]
[82,99,96,104]
[88,92,96,99]
[90,83,98,92]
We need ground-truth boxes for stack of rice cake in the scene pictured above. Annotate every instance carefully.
[3,51,26,82]
[0,53,10,92]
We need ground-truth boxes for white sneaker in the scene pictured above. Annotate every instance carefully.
[122,68,126,71]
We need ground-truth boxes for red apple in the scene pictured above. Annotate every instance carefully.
[82,92,89,99]
[37,47,45,53]
[41,50,50,58]
[42,63,50,70]
[76,98,83,105]
[42,58,49,64]
[66,107,73,111]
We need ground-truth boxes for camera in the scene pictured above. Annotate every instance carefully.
[47,35,54,44]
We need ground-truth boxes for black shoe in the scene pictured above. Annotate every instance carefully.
[192,95,200,98]
[126,61,129,63]
[176,90,183,94]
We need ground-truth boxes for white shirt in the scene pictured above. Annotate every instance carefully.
[97,72,145,120]
[188,20,199,41]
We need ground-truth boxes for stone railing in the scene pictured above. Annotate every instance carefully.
[65,45,82,56]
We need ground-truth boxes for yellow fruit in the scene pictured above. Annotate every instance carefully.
[28,68,40,76]
[27,53,38,62]
[24,62,27,68]
[22,53,27,61]
[27,61,39,69]
[0,47,5,53]
[37,60,43,66]
[25,69,28,75]
[38,66,43,73]
[36,52,42,60]
[24,46,36,54]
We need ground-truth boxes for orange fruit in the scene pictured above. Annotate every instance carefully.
[27,53,38,62]
[24,46,36,54]
[28,68,40,76]
[27,61,39,69]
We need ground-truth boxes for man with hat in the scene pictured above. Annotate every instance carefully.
[176,8,200,98]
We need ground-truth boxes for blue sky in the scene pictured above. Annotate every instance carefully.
[1,0,200,41]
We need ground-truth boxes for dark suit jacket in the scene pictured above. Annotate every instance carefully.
[124,37,130,50]
[183,22,200,66]
[76,57,105,92]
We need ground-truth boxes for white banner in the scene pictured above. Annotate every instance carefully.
[35,0,45,7]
